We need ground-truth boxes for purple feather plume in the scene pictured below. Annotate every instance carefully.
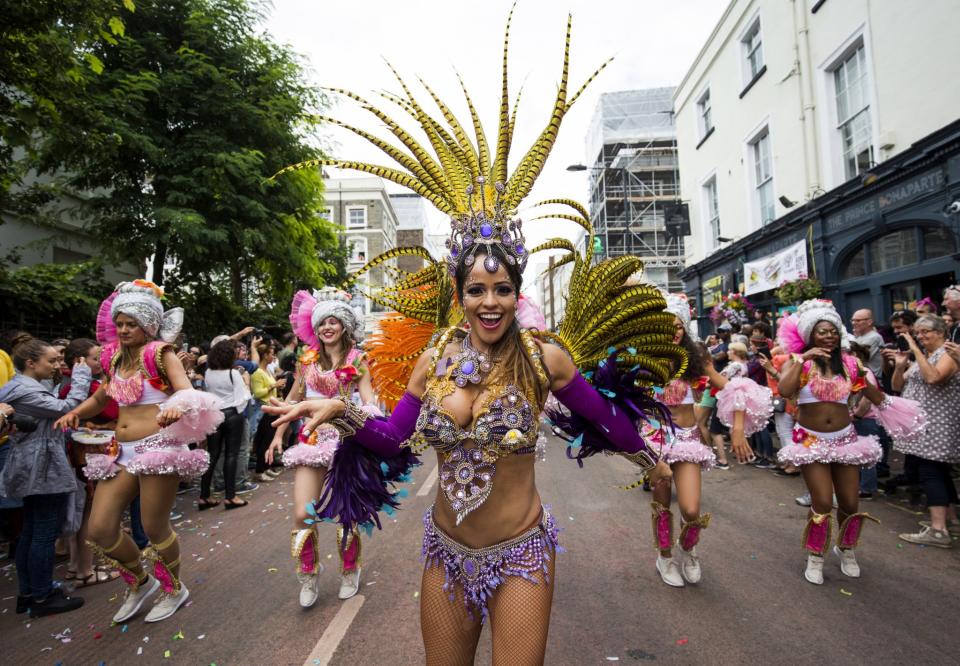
[547,350,673,467]
[316,420,419,534]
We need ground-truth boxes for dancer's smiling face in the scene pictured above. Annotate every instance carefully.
[811,321,840,351]
[317,316,345,347]
[459,260,518,349]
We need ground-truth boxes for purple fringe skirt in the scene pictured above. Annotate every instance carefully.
[647,424,716,470]
[84,433,209,480]
[422,505,561,623]
[778,424,881,467]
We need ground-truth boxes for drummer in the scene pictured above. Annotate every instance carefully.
[60,339,120,588]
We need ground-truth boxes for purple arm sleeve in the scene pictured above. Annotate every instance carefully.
[552,373,652,455]
[349,391,422,457]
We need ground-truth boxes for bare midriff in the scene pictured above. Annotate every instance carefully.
[115,403,166,442]
[669,403,696,429]
[431,450,541,548]
[796,402,850,432]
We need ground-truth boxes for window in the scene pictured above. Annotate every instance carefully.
[840,246,866,280]
[346,206,367,229]
[833,44,873,180]
[923,226,955,260]
[702,177,720,246]
[320,207,333,222]
[742,18,764,81]
[347,236,367,264]
[749,129,775,225]
[696,88,713,140]
[869,229,917,273]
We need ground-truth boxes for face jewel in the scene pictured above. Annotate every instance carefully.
[463,234,474,247]
[515,242,525,255]
[479,223,493,238]
[483,254,500,273]
[450,244,459,258]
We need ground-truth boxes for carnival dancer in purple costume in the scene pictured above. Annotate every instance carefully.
[54,281,222,623]
[776,299,925,585]
[265,287,386,606]
[266,9,687,660]
[643,295,771,587]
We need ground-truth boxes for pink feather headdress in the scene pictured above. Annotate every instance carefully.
[289,290,321,350]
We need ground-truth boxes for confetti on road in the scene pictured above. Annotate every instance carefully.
[137,647,143,655]
[778,503,786,506]
[94,632,103,640]
[164,649,172,658]
[122,624,129,633]
[840,588,853,596]
[606,658,620,661]
[676,638,689,645]
[413,591,420,598]
[198,634,206,640]
[173,630,185,640]
[268,567,278,573]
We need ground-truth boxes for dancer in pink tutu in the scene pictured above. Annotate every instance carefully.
[776,299,925,585]
[265,287,381,606]
[648,295,771,587]
[54,281,223,622]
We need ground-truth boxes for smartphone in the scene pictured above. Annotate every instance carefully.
[896,335,910,352]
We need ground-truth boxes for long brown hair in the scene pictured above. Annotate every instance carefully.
[318,328,355,371]
[454,245,548,407]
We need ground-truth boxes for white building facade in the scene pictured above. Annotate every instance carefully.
[675,0,960,264]
[322,177,398,322]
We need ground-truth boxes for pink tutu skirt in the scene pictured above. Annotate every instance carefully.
[777,424,881,467]
[282,425,341,469]
[716,377,773,436]
[644,424,716,470]
[84,433,210,480]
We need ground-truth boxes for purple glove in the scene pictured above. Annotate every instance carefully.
[349,391,422,457]
[552,373,653,456]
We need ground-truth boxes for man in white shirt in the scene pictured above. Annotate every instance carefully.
[851,309,884,377]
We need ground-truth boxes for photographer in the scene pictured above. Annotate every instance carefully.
[0,340,91,616]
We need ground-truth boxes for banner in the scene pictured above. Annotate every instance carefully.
[702,275,724,307]
[743,240,807,296]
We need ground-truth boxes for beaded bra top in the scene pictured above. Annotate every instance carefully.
[103,342,170,406]
[404,327,547,525]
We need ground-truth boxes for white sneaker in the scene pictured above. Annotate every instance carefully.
[804,554,824,585]
[298,563,324,608]
[677,547,702,584]
[794,494,838,509]
[338,567,361,600]
[655,555,685,587]
[833,546,860,577]
[266,468,283,479]
[144,583,189,623]
[112,576,159,623]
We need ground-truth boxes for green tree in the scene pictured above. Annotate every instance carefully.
[44,0,344,305]
[0,0,134,213]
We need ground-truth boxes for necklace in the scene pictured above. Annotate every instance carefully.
[449,334,493,388]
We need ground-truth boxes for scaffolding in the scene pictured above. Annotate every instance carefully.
[585,88,685,292]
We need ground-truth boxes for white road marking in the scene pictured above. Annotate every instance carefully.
[302,594,365,666]
[416,462,440,497]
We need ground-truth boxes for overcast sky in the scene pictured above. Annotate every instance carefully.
[264,0,727,287]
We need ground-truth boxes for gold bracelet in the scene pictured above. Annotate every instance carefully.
[619,449,657,472]
[329,396,372,438]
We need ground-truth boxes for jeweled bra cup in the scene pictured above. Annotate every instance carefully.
[412,332,542,525]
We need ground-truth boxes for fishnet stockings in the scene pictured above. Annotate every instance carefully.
[419,556,556,666]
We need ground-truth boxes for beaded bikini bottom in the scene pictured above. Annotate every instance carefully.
[421,504,561,622]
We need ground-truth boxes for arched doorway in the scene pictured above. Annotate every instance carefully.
[834,222,957,317]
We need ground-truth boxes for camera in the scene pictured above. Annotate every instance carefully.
[896,335,911,352]
[9,413,39,433]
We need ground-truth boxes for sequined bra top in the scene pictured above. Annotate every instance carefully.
[300,348,362,399]
[403,327,548,525]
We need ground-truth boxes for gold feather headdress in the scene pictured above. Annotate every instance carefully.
[273,4,685,393]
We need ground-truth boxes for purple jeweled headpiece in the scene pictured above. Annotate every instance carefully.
[446,176,528,277]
